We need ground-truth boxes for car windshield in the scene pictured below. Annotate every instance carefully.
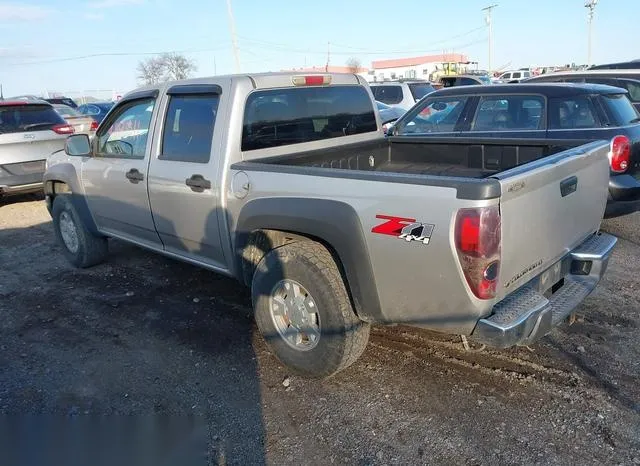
[54,105,81,118]
[396,97,468,134]
[376,101,391,110]
[0,104,64,134]
[603,93,640,125]
[408,83,435,101]
[477,76,492,84]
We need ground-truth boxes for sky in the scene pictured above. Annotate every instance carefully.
[0,0,637,98]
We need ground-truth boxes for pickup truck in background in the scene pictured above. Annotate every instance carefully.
[44,73,616,377]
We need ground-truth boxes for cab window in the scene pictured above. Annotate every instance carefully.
[96,99,155,158]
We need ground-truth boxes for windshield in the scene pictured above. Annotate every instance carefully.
[396,97,469,134]
[603,94,640,125]
[376,101,390,110]
[477,76,492,84]
[408,83,435,101]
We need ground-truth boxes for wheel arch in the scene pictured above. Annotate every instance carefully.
[235,198,384,323]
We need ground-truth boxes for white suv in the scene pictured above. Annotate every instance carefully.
[498,70,532,83]
[0,100,73,196]
[369,80,435,111]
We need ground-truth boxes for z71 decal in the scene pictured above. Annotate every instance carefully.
[372,215,435,245]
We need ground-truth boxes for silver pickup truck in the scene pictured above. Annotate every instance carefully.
[44,72,617,377]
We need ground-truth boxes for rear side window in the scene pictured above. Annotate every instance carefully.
[408,83,435,101]
[371,86,403,104]
[242,85,377,151]
[602,93,640,126]
[512,72,522,79]
[548,96,600,129]
[0,104,65,134]
[160,95,219,163]
[472,96,544,131]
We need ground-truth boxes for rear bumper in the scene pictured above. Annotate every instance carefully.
[471,232,617,348]
[605,174,640,217]
[0,160,45,196]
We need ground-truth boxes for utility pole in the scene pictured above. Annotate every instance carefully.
[482,4,497,74]
[585,0,598,66]
[325,41,330,72]
[225,0,241,73]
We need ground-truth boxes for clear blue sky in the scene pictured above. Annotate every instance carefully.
[0,0,636,97]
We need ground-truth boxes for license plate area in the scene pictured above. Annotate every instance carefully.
[532,257,572,296]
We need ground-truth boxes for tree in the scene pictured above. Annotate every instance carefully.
[136,53,197,85]
[162,52,197,81]
[137,56,165,85]
[346,57,362,73]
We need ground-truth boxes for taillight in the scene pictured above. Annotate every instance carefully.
[90,120,98,131]
[609,135,630,173]
[51,124,75,135]
[455,206,501,300]
[291,75,332,86]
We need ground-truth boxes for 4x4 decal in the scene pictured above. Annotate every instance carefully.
[372,215,435,245]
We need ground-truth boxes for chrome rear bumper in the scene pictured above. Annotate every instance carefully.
[471,232,617,348]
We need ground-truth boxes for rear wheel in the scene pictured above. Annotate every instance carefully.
[252,240,370,378]
[52,194,108,268]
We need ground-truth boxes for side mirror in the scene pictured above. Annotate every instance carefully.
[65,134,91,157]
[382,118,397,135]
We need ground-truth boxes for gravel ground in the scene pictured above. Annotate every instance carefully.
[1,195,639,465]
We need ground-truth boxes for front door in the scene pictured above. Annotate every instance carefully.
[81,93,161,247]
[147,84,227,270]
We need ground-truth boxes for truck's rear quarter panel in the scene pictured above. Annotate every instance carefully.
[230,170,495,334]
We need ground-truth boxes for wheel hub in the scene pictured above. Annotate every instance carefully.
[59,211,79,254]
[269,279,320,351]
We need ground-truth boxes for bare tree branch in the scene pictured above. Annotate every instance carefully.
[346,57,362,73]
[136,53,197,85]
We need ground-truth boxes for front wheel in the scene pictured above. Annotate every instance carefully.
[251,240,370,378]
[52,194,108,268]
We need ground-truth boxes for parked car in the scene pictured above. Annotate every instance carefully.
[524,69,640,112]
[589,60,640,70]
[45,73,615,377]
[0,100,74,197]
[45,97,78,109]
[390,83,640,217]
[498,70,532,83]
[53,104,98,134]
[376,101,405,134]
[439,74,492,87]
[369,80,435,111]
[77,101,114,125]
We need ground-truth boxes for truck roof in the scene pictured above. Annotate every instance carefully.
[431,82,628,97]
[124,72,366,99]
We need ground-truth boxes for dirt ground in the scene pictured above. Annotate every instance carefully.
[1,195,639,465]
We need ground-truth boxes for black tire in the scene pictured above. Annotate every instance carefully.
[252,240,370,378]
[52,194,108,268]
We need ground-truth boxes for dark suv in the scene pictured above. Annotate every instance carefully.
[525,70,640,112]
[390,83,640,217]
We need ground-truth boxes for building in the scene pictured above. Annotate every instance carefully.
[367,53,470,82]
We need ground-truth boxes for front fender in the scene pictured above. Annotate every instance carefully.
[43,160,100,235]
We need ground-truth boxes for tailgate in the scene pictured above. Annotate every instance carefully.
[493,141,610,300]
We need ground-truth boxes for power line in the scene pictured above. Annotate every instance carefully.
[237,35,487,56]
[2,47,227,67]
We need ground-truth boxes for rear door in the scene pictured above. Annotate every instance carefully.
[147,83,227,270]
[493,141,610,299]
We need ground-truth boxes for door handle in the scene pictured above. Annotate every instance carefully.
[185,174,211,192]
[125,168,144,184]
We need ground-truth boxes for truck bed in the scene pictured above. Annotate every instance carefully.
[253,137,589,179]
